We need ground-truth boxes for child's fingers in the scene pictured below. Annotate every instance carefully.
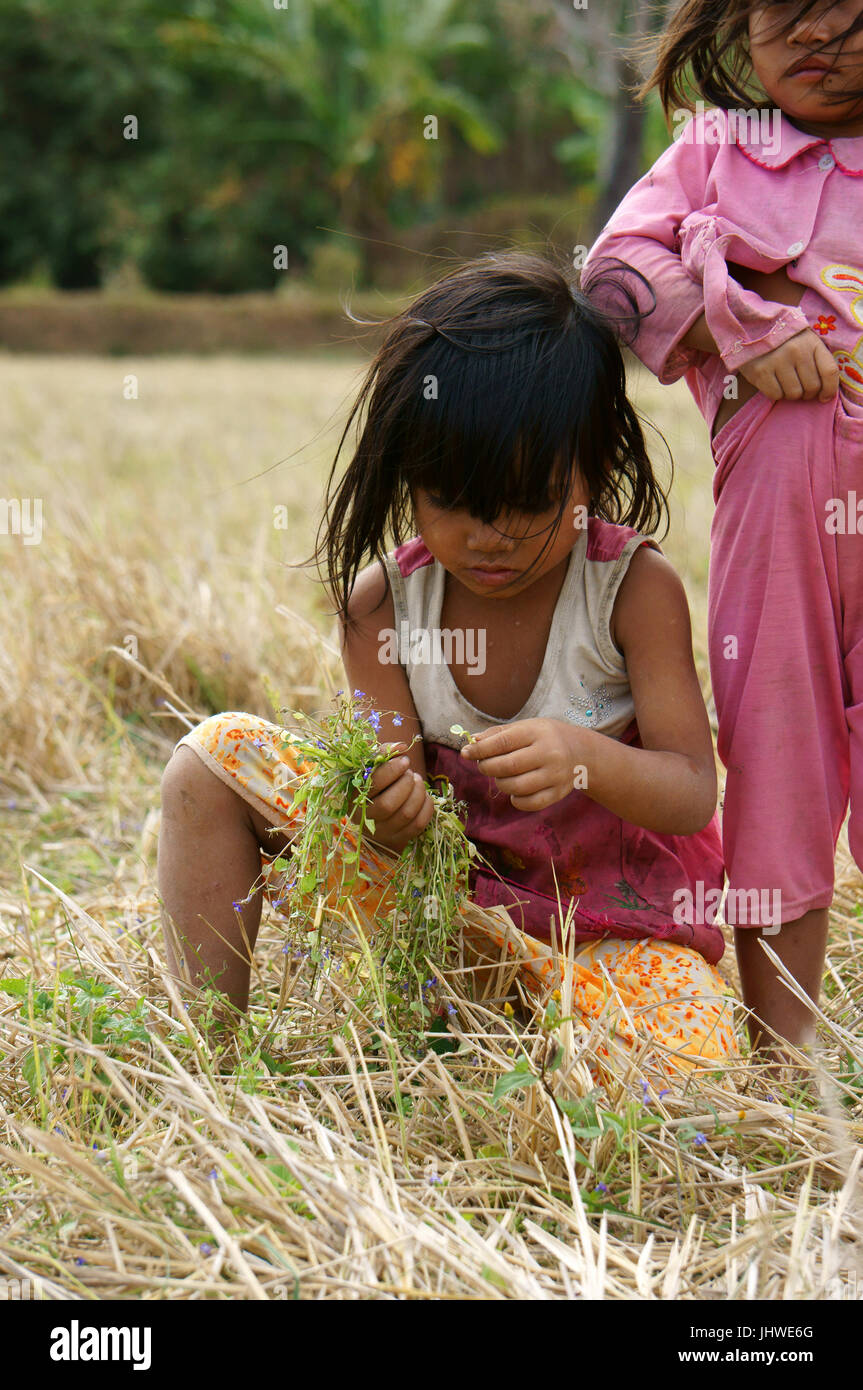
[493,770,555,798]
[815,340,841,399]
[372,770,428,829]
[787,350,823,400]
[509,788,559,813]
[469,746,538,780]
[460,725,524,761]
[368,754,410,796]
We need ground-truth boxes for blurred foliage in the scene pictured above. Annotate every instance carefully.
[0,0,662,293]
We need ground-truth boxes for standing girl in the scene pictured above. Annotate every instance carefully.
[158,250,738,1070]
[585,0,863,1054]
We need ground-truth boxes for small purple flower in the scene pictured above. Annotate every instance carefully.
[658,1088,670,1099]
[74,1257,86,1266]
[200,1243,215,1256]
[362,766,372,781]
[208,1167,218,1179]
[694,1132,707,1146]
[281,942,291,953]
[353,689,365,698]
[335,689,343,696]
[594,1183,608,1194]
[641,1080,650,1100]
[368,711,382,731]
[447,1004,457,1016]
[297,1079,306,1089]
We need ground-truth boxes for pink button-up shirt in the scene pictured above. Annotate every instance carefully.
[584,107,863,433]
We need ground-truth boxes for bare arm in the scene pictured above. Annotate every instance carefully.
[682,264,839,402]
[460,548,718,835]
[338,562,434,851]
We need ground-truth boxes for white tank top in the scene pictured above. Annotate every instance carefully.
[382,519,658,751]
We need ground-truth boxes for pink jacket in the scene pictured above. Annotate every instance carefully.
[584,107,863,431]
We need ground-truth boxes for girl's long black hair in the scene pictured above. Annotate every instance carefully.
[315,249,670,620]
[636,0,863,118]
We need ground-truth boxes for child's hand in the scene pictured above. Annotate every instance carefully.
[364,745,434,852]
[460,719,586,811]
[738,328,840,403]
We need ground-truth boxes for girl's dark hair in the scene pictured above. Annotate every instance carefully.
[315,250,669,620]
[637,1,863,118]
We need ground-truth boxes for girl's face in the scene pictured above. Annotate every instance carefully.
[749,2,863,136]
[412,472,591,599]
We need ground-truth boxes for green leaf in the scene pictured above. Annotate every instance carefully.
[543,998,560,1028]
[481,1264,508,1290]
[492,1068,538,1104]
[0,978,29,996]
[22,1045,54,1094]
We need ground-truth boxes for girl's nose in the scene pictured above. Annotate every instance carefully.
[787,3,840,46]
[465,521,517,554]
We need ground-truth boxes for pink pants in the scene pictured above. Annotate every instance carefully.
[708,387,863,921]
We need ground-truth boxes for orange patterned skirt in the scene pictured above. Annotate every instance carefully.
[177,712,741,1074]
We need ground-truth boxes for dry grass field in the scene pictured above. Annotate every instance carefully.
[1,351,861,1301]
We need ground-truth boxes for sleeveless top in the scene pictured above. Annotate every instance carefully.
[382,517,726,964]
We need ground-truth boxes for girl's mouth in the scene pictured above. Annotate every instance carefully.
[465,565,520,588]
[791,67,831,81]
[787,55,835,81]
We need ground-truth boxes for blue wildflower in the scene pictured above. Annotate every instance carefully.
[208,1168,218,1179]
[393,715,403,727]
[447,1004,457,1017]
[74,1257,86,1267]
[353,689,365,698]
[658,1088,670,1099]
[594,1183,608,1194]
[368,711,382,731]
[200,1243,214,1256]
[694,1132,707,1146]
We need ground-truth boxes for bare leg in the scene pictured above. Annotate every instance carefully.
[157,746,292,1013]
[734,908,829,1056]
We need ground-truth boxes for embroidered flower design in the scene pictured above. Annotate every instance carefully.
[812,314,836,336]
[565,681,614,728]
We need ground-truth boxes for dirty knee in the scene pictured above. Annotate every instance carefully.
[160,745,229,824]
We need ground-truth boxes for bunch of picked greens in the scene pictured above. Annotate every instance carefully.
[268,692,478,1045]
